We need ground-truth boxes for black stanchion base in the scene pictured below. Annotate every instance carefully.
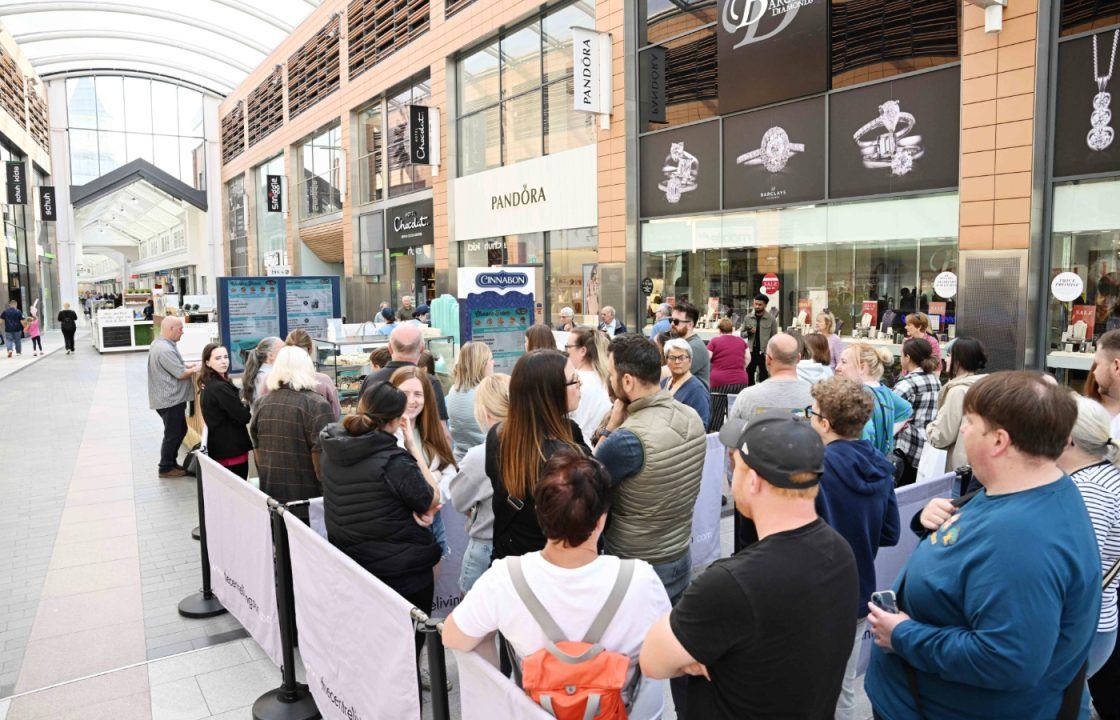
[191,526,201,541]
[178,592,227,619]
[252,685,319,720]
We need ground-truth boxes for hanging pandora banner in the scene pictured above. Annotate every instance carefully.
[572,27,612,115]
[1055,29,1120,178]
[717,0,828,114]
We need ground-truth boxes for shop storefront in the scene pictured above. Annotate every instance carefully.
[634,0,962,338]
[1044,5,1120,382]
[386,198,436,305]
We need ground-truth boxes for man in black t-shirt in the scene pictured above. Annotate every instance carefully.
[640,411,859,719]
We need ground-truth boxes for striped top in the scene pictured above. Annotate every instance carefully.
[1071,461,1120,632]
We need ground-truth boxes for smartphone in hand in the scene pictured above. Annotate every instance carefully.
[871,590,899,614]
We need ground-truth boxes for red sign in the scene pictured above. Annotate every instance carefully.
[797,298,812,320]
[762,273,780,295]
[861,300,879,329]
[928,301,947,317]
[1072,304,1096,339]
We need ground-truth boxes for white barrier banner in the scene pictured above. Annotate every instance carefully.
[690,433,726,568]
[284,511,420,720]
[433,503,470,618]
[455,648,552,720]
[199,454,282,667]
[308,497,327,539]
[856,473,955,675]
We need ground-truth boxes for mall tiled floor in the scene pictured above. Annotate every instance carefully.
[0,339,874,719]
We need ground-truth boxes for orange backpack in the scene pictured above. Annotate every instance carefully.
[507,557,637,720]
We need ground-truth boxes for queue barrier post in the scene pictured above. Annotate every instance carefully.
[414,609,451,720]
[178,469,227,618]
[252,501,319,720]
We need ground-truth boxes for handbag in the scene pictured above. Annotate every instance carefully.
[183,427,209,477]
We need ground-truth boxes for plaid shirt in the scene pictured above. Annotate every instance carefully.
[893,370,941,467]
[249,387,334,503]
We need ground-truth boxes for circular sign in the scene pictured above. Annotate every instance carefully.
[640,277,654,296]
[933,271,958,299]
[1051,272,1085,303]
[761,273,780,295]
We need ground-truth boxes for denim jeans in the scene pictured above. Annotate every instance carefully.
[4,331,21,354]
[430,509,450,558]
[835,618,868,720]
[1083,628,1118,716]
[459,538,493,593]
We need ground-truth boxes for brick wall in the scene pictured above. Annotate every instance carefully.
[959,1,1039,251]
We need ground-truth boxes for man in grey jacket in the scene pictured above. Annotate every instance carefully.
[742,294,778,384]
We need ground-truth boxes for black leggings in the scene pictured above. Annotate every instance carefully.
[216,460,249,480]
[62,328,76,351]
[31,336,42,351]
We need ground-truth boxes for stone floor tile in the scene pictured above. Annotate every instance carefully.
[58,500,135,525]
[29,585,144,641]
[146,642,251,688]
[53,517,136,545]
[14,621,147,692]
[148,677,209,720]
[194,658,280,715]
[48,534,139,570]
[6,665,148,720]
[64,486,135,507]
[40,558,141,598]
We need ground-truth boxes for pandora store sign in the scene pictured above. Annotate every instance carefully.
[452,144,598,241]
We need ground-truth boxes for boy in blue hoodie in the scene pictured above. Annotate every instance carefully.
[807,376,901,720]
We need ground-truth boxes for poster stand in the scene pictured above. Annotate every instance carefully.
[458,268,539,374]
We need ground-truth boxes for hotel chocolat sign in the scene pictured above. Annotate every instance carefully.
[5,161,26,205]
[828,65,960,199]
[409,105,430,164]
[266,175,282,212]
[723,95,825,209]
[640,120,720,217]
[1054,30,1120,178]
[717,0,828,115]
[386,198,434,249]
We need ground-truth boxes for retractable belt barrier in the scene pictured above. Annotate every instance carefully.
[691,433,727,569]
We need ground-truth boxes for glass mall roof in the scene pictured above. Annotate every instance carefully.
[0,0,322,96]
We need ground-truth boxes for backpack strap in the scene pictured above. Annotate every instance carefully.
[583,560,636,644]
[508,556,567,645]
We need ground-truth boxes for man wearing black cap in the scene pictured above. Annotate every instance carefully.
[742,294,777,384]
[640,411,859,719]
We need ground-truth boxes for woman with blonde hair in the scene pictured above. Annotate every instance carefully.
[448,374,511,592]
[284,328,341,419]
[447,342,494,462]
[836,343,912,457]
[565,326,613,442]
[815,311,845,369]
[1057,393,1120,712]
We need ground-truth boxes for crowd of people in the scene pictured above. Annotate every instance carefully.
[143,297,1120,720]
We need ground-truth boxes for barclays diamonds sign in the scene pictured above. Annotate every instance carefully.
[476,270,528,290]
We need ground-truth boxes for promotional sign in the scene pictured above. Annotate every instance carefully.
[5,161,26,205]
[266,174,283,212]
[861,300,879,329]
[408,105,441,166]
[761,273,780,295]
[459,267,539,373]
[38,186,56,221]
[723,95,826,210]
[928,301,947,318]
[641,46,668,125]
[933,271,958,299]
[1072,304,1097,339]
[221,278,281,372]
[829,66,961,199]
[717,0,828,114]
[1051,271,1086,302]
[857,474,954,675]
[432,503,469,618]
[572,27,612,115]
[797,297,812,322]
[199,456,283,667]
[456,650,553,720]
[639,120,720,217]
[692,434,727,569]
[452,145,597,241]
[285,276,335,337]
[386,198,434,248]
[285,512,421,720]
[1054,29,1120,178]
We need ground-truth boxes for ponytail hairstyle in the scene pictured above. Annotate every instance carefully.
[390,365,456,471]
[241,336,282,405]
[500,350,577,500]
[569,326,609,386]
[847,343,894,381]
[473,373,511,431]
[1070,393,1120,464]
[342,381,407,436]
[902,338,939,374]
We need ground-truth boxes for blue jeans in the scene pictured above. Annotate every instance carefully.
[459,538,493,593]
[1083,629,1118,716]
[4,331,21,354]
[430,510,450,558]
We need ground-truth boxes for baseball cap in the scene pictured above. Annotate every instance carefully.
[718,410,824,489]
[415,304,430,316]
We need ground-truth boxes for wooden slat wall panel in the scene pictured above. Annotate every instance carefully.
[300,218,344,263]
[444,0,478,19]
[27,83,48,151]
[346,0,430,82]
[221,103,246,165]
[831,0,959,78]
[1060,0,1120,33]
[248,68,284,147]
[288,16,341,121]
[0,46,26,129]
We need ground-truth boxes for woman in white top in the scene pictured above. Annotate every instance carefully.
[1057,394,1120,709]
[447,342,494,462]
[443,450,671,719]
[565,326,613,443]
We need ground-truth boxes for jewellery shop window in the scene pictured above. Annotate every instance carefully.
[457,233,545,268]
[639,194,959,338]
[1048,179,1120,359]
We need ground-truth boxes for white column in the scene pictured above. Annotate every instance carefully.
[47,79,79,310]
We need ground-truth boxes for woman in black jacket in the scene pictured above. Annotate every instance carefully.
[199,343,253,479]
[319,381,442,624]
[486,349,590,561]
[56,302,78,354]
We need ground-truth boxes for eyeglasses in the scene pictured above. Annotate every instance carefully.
[566,375,582,386]
[666,354,690,362]
[564,344,578,350]
[803,406,827,422]
[669,318,692,326]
